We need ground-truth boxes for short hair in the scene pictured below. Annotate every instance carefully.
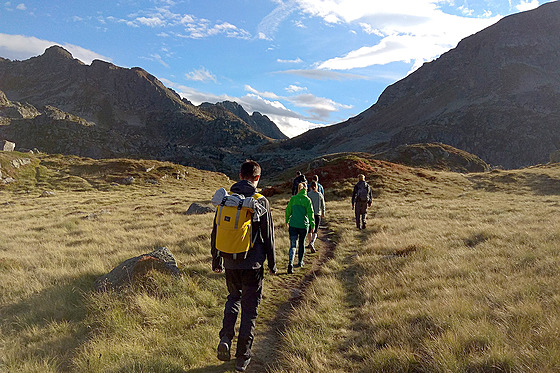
[358,174,365,181]
[313,175,319,181]
[298,182,306,192]
[296,171,302,176]
[310,180,318,191]
[240,160,261,180]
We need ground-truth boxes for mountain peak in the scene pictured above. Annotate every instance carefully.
[43,45,74,60]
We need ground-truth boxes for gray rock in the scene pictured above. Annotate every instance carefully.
[40,190,56,197]
[119,176,134,185]
[2,140,15,152]
[185,202,215,215]
[95,247,181,291]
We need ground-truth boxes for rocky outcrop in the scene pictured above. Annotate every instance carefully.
[214,101,287,140]
[278,2,560,169]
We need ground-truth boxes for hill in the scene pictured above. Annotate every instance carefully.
[278,2,560,169]
[0,150,229,192]
[0,46,286,175]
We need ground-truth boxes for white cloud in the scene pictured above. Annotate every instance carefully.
[458,5,474,16]
[516,0,540,11]
[185,67,217,82]
[0,33,110,64]
[117,6,251,39]
[15,3,25,10]
[289,0,502,71]
[277,57,303,63]
[136,16,166,27]
[278,69,369,80]
[285,84,307,93]
[286,93,353,121]
[160,77,343,137]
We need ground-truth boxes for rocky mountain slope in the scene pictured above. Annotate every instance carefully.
[0,46,285,175]
[278,2,560,169]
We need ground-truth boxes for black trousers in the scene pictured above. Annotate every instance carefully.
[355,201,368,228]
[220,267,264,359]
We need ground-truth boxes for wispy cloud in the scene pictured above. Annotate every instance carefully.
[277,57,303,64]
[185,67,217,82]
[277,69,370,80]
[150,53,169,68]
[257,0,298,40]
[107,6,251,39]
[16,3,25,10]
[0,33,110,64]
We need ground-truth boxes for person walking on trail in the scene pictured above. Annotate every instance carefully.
[311,175,325,198]
[307,180,325,253]
[285,182,315,274]
[352,174,373,230]
[291,171,307,195]
[211,160,277,372]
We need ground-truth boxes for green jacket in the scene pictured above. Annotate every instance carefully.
[285,189,315,230]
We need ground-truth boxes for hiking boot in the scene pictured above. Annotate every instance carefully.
[295,261,304,268]
[306,243,312,249]
[287,265,293,274]
[217,336,231,361]
[309,243,316,253]
[235,356,251,372]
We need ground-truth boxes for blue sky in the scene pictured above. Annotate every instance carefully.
[0,0,553,137]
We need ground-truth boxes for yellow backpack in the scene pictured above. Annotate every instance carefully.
[213,189,264,257]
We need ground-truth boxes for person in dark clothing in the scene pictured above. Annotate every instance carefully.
[351,174,373,230]
[211,160,277,372]
[291,171,307,195]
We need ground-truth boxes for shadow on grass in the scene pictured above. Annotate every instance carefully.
[525,173,560,195]
[0,272,99,370]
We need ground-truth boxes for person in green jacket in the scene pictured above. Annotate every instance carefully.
[285,182,315,274]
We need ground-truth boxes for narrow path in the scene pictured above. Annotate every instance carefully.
[248,222,337,372]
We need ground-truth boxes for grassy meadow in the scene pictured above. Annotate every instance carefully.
[1,152,560,372]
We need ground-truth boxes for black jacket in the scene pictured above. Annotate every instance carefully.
[352,180,373,205]
[211,180,277,272]
[292,174,307,195]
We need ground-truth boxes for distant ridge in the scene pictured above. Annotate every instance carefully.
[0,46,286,174]
[278,2,560,169]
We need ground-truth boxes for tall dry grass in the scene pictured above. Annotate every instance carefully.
[272,166,560,373]
[2,158,560,372]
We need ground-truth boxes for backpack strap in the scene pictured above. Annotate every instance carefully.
[234,199,244,229]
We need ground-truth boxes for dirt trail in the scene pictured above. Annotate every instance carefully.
[248,223,337,372]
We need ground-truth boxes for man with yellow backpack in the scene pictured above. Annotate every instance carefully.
[211,160,277,372]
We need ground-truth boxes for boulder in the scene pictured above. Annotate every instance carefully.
[185,202,215,215]
[95,247,181,291]
[2,140,15,152]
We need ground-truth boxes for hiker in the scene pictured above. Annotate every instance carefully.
[291,171,307,195]
[211,160,277,372]
[285,182,315,274]
[351,174,373,230]
[306,180,325,253]
[311,175,325,198]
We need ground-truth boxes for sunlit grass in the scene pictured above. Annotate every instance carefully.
[2,155,560,372]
